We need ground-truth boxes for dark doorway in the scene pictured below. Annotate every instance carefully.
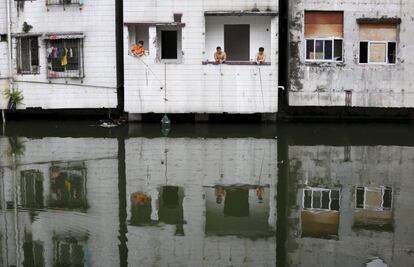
[161,30,178,59]
[224,24,250,61]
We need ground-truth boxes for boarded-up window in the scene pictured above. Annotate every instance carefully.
[305,11,343,62]
[305,11,344,38]
[359,23,398,64]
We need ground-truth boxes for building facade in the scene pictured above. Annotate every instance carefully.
[123,0,279,118]
[1,0,117,110]
[288,0,414,108]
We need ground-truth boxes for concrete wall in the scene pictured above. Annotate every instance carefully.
[125,137,278,266]
[289,0,414,108]
[286,145,414,267]
[0,137,120,267]
[6,0,117,109]
[124,0,279,114]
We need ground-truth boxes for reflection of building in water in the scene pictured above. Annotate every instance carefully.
[354,186,393,231]
[286,145,414,267]
[301,187,340,239]
[0,137,119,267]
[205,185,273,238]
[126,137,277,266]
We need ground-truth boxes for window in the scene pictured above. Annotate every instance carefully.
[224,24,250,61]
[46,38,84,78]
[356,186,392,210]
[54,238,86,267]
[21,170,44,208]
[303,188,340,211]
[46,0,82,5]
[23,237,44,267]
[17,37,39,74]
[157,26,182,62]
[304,11,344,62]
[359,23,398,64]
[49,163,87,210]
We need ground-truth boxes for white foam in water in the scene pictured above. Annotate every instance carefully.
[366,258,388,267]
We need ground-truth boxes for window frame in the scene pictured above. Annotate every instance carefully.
[156,25,182,64]
[302,187,341,211]
[355,186,393,211]
[305,38,344,63]
[359,40,397,65]
[16,36,40,75]
[46,38,84,79]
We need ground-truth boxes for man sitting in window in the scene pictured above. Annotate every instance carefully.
[214,46,226,63]
[131,40,145,57]
[256,47,266,64]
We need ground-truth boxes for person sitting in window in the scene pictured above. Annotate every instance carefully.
[214,46,227,63]
[131,40,145,57]
[256,47,266,64]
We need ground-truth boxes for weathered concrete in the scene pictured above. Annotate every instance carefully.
[289,0,414,108]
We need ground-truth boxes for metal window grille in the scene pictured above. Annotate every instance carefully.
[17,37,40,74]
[46,38,84,79]
[46,0,82,5]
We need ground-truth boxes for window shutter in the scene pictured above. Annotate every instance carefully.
[305,11,344,38]
[359,24,398,41]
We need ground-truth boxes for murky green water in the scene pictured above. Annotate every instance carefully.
[0,121,413,267]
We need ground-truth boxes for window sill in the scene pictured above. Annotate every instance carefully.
[202,61,271,66]
[304,61,345,67]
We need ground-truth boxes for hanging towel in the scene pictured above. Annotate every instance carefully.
[61,48,68,66]
[53,47,58,59]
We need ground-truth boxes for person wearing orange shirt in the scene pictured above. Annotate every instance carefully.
[131,40,145,57]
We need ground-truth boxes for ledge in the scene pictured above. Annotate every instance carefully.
[356,17,401,25]
[205,11,278,17]
[124,22,186,27]
[202,61,271,65]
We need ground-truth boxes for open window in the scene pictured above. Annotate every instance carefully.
[305,11,344,62]
[359,23,398,64]
[127,24,149,56]
[156,26,182,63]
[204,13,274,64]
[45,33,84,79]
[16,37,39,74]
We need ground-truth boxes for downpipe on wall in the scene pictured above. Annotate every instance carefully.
[3,0,14,126]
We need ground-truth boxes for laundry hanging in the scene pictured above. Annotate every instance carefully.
[61,48,68,66]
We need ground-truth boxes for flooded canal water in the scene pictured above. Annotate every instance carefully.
[0,121,413,267]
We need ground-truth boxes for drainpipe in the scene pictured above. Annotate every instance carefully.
[115,0,124,115]
[3,0,13,124]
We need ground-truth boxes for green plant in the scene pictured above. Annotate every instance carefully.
[3,87,24,110]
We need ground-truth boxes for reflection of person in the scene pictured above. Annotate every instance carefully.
[256,47,266,64]
[131,40,145,57]
[214,46,227,63]
[256,186,265,203]
[215,186,226,204]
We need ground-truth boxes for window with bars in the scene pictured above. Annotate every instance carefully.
[303,188,340,211]
[46,0,82,5]
[46,38,84,79]
[17,37,39,74]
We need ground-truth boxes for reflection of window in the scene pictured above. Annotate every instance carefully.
[303,188,340,211]
[130,192,152,226]
[49,163,87,211]
[46,38,84,78]
[21,170,44,209]
[54,237,86,267]
[305,11,343,62]
[16,37,39,74]
[224,24,250,61]
[46,0,82,6]
[158,186,184,225]
[23,234,44,267]
[359,23,397,64]
[356,186,392,210]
